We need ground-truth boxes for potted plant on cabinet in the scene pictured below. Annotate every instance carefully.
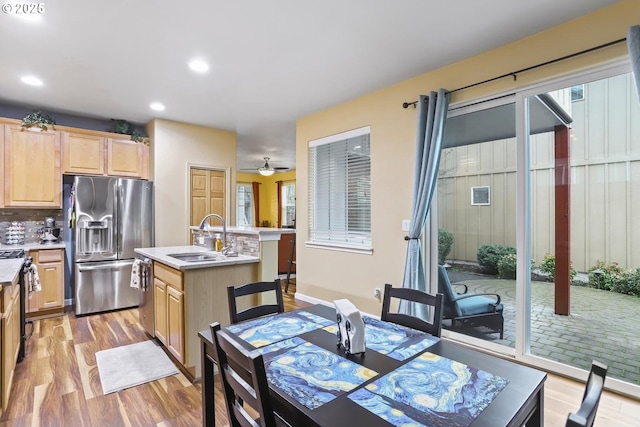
[21,111,56,131]
[111,119,149,145]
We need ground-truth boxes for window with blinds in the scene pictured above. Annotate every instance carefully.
[308,126,371,251]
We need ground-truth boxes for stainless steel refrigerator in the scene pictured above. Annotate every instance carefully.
[73,176,153,315]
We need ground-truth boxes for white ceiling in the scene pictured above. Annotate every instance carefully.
[0,0,618,172]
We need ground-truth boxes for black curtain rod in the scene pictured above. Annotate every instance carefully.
[402,37,627,109]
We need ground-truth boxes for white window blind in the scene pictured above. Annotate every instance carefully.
[308,126,371,249]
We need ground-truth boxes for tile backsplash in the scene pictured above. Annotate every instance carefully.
[0,209,64,245]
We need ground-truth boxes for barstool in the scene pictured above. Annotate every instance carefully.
[285,236,296,293]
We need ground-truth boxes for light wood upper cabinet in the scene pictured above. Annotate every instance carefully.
[107,137,149,179]
[62,132,105,175]
[4,125,61,208]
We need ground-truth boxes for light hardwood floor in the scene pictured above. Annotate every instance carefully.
[1,289,638,426]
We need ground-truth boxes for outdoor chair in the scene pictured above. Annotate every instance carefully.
[227,279,285,324]
[566,360,608,427]
[381,283,444,337]
[210,322,289,427]
[437,265,504,339]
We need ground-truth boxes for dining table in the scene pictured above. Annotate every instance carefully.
[198,304,546,427]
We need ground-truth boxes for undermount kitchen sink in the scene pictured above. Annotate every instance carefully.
[167,252,219,262]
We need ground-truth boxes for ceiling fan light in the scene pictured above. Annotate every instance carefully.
[258,156,275,176]
[258,168,275,176]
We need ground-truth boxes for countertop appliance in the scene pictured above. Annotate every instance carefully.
[0,248,33,362]
[73,176,153,315]
[37,217,61,244]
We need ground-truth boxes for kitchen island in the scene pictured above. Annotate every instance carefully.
[134,245,260,380]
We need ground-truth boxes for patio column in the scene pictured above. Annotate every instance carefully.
[554,124,571,315]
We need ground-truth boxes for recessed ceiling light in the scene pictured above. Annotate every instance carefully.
[188,59,209,73]
[21,75,43,87]
[150,102,165,111]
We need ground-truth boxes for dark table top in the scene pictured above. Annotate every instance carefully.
[200,304,546,427]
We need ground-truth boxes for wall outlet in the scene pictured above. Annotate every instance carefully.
[402,219,411,232]
[373,287,381,300]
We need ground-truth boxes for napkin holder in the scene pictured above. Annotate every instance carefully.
[334,299,365,356]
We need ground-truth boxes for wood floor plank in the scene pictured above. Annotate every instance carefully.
[116,387,158,427]
[32,382,63,427]
[60,390,91,427]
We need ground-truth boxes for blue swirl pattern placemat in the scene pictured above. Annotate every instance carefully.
[323,316,440,361]
[226,310,334,348]
[348,352,508,427]
[260,337,378,409]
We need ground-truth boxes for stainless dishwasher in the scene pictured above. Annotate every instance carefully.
[137,257,154,337]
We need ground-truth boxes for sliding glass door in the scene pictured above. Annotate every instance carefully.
[432,62,640,395]
[525,68,640,387]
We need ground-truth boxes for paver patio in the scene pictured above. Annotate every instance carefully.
[445,271,640,385]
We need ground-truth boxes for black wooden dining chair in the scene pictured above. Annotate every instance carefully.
[380,283,444,337]
[437,265,504,339]
[211,322,288,427]
[227,279,285,324]
[566,361,608,427]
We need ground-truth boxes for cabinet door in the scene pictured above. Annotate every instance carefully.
[154,278,168,345]
[106,138,148,178]
[2,291,19,410]
[4,125,61,207]
[166,285,184,364]
[28,249,64,313]
[62,132,105,175]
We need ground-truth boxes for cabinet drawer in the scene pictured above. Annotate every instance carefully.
[33,249,63,263]
[153,262,183,291]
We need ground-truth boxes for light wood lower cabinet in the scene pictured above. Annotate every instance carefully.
[27,249,64,316]
[1,275,20,412]
[153,262,184,363]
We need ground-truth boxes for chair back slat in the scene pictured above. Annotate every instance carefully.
[566,361,608,427]
[212,324,278,427]
[228,280,285,324]
[381,283,443,337]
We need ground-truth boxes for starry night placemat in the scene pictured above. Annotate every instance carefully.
[259,337,378,409]
[323,316,440,361]
[225,310,334,348]
[348,352,509,427]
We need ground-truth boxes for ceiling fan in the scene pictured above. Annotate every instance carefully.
[241,157,289,176]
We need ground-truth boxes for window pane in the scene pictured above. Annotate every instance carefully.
[529,72,640,386]
[308,128,371,248]
[237,184,253,226]
[281,183,296,227]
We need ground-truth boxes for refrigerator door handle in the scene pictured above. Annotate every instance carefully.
[76,260,134,272]
[115,182,122,255]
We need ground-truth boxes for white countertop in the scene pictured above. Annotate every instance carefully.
[0,242,66,251]
[0,258,25,286]
[189,226,294,241]
[134,246,260,270]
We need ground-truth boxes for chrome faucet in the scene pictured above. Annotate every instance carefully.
[198,214,237,256]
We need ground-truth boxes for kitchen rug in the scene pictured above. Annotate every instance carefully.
[96,340,179,394]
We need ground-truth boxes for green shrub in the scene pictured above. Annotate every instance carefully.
[438,229,454,264]
[497,253,517,279]
[585,261,640,297]
[539,253,577,282]
[477,244,516,275]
